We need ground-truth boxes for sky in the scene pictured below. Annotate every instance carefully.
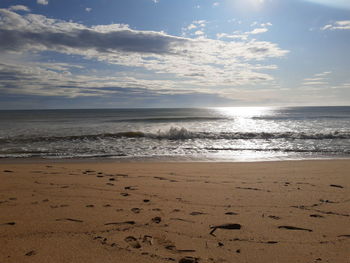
[0,0,349,109]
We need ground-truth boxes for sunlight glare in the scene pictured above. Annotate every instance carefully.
[214,107,272,118]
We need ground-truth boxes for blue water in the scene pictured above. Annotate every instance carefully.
[0,107,349,161]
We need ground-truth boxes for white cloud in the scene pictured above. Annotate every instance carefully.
[8,5,30,12]
[0,9,288,98]
[182,20,207,37]
[251,22,272,27]
[213,2,220,7]
[194,30,204,36]
[37,0,49,5]
[302,81,327,85]
[330,83,350,89]
[322,20,350,30]
[217,32,248,40]
[194,20,207,27]
[248,27,268,34]
[260,22,272,27]
[85,8,92,12]
[314,71,332,77]
[217,25,269,40]
[152,0,159,3]
[187,24,197,30]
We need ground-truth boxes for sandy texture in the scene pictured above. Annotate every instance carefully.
[0,160,349,263]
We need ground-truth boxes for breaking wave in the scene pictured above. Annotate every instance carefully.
[1,127,350,143]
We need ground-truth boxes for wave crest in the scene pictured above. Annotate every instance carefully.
[1,127,350,143]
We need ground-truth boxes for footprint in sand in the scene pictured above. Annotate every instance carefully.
[25,250,37,256]
[1,222,16,226]
[83,170,95,174]
[56,218,84,223]
[105,221,135,226]
[131,208,142,214]
[142,235,153,245]
[310,214,324,218]
[151,216,162,224]
[93,236,110,245]
[124,186,138,190]
[190,211,206,216]
[124,236,141,248]
[268,215,281,220]
[225,212,238,215]
[330,184,344,189]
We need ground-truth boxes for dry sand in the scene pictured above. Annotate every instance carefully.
[0,160,349,263]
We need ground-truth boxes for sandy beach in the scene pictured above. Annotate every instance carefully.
[0,160,349,263]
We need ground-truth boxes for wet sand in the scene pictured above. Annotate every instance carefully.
[0,160,349,263]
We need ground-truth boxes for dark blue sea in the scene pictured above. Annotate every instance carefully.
[0,107,349,161]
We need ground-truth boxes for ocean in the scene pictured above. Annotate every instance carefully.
[0,106,349,161]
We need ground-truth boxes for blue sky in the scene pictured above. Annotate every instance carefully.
[0,0,349,109]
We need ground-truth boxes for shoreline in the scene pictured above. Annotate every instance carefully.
[0,154,349,164]
[1,160,349,262]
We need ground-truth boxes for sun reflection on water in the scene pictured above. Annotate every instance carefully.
[210,107,280,134]
[213,106,273,118]
[208,107,285,160]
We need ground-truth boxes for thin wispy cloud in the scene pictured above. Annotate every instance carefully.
[248,27,269,34]
[8,5,30,12]
[322,21,350,30]
[37,0,49,5]
[217,22,271,40]
[302,71,331,87]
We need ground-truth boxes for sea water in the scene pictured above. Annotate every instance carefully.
[0,107,349,161]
